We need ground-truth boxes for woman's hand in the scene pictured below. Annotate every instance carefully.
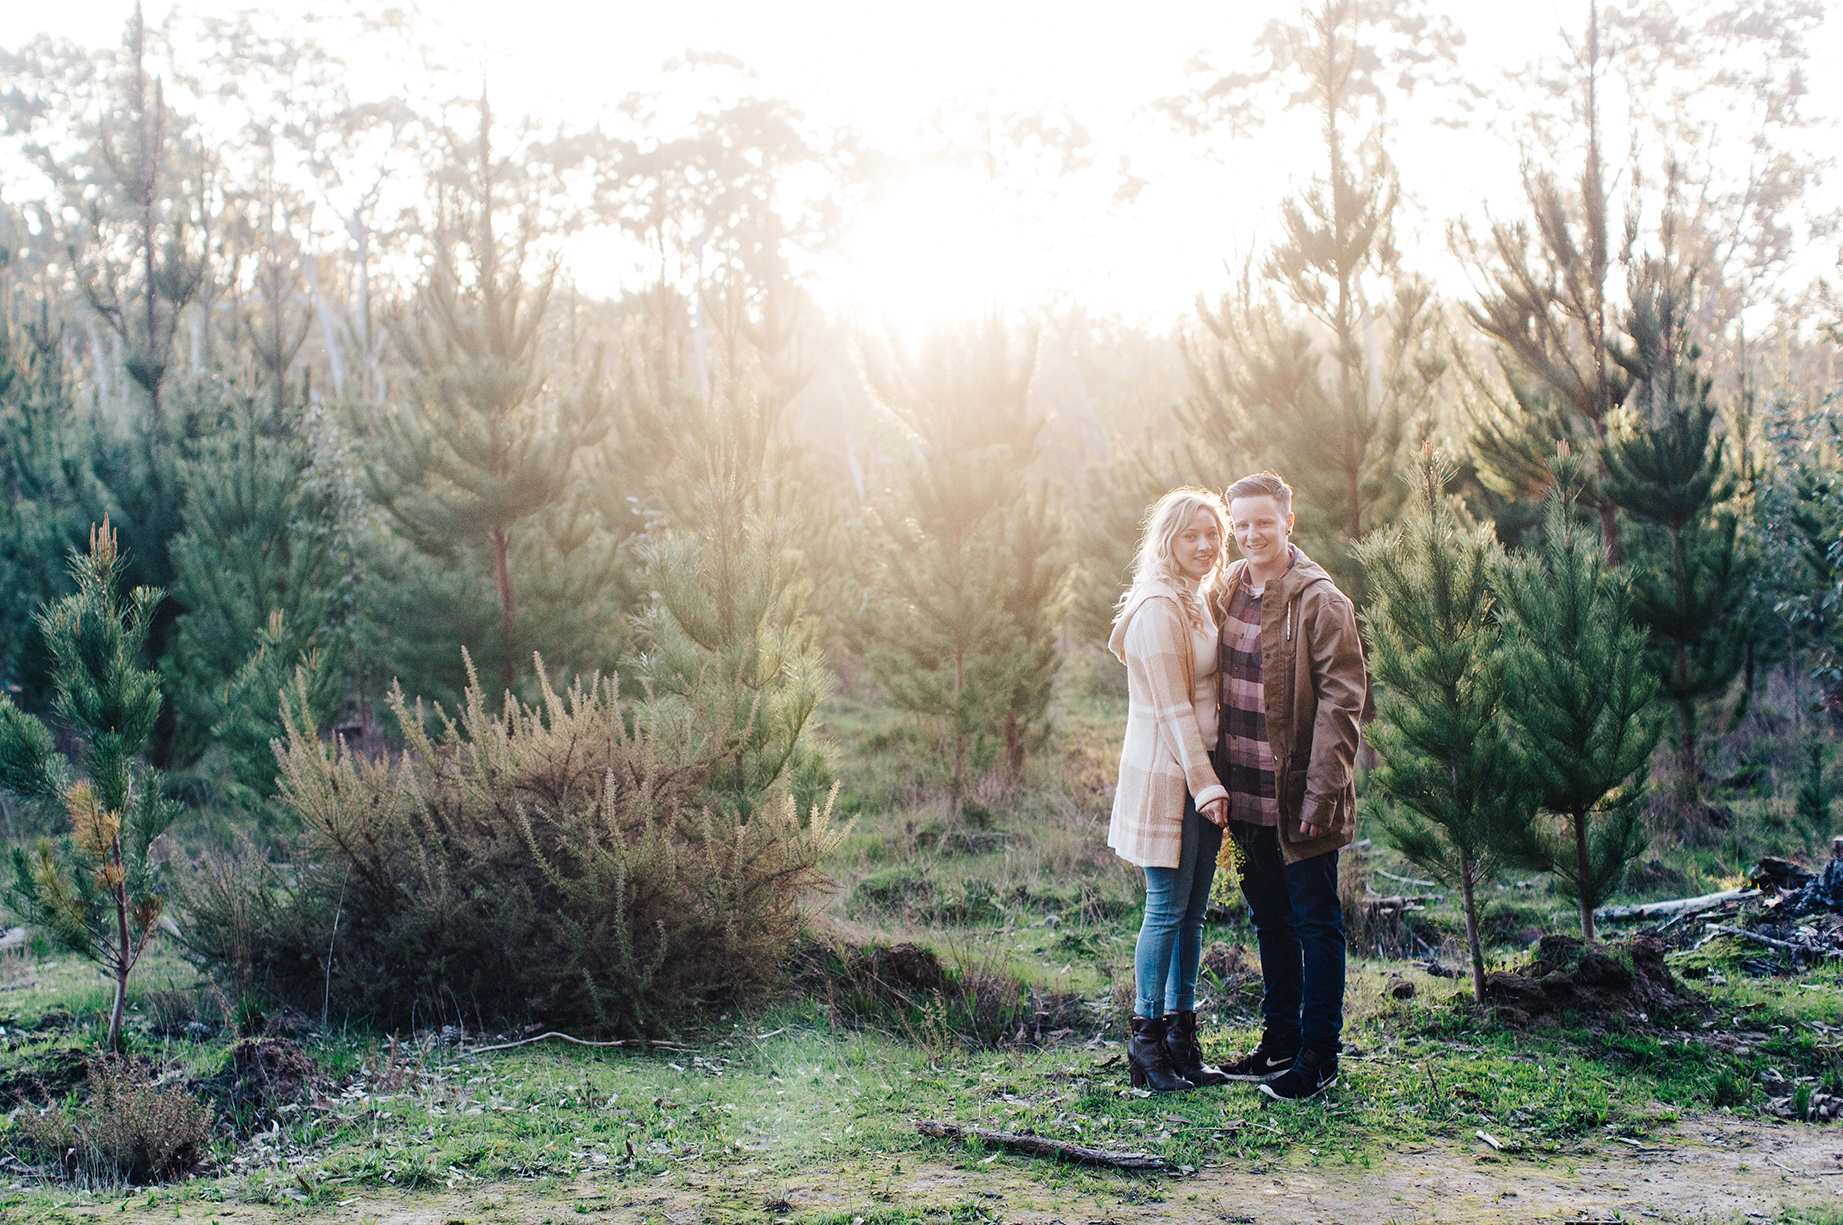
[1200,797,1229,827]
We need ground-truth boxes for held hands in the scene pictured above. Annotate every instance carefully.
[1200,796,1229,827]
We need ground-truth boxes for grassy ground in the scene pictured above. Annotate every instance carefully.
[2,657,1841,1220]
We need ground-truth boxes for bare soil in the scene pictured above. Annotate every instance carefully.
[30,1114,1842,1225]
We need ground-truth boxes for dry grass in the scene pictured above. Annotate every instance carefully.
[18,1057,212,1186]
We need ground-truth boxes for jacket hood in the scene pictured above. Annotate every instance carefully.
[1107,575,1201,664]
[1222,545,1337,604]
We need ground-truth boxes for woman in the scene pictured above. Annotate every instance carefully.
[1107,487,1232,1092]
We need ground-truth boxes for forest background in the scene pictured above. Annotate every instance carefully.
[0,0,1841,1039]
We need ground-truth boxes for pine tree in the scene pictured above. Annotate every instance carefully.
[360,94,607,692]
[213,610,344,817]
[858,315,1070,795]
[628,290,832,815]
[1602,273,1752,803]
[1796,739,1833,849]
[1355,449,1532,1003]
[1454,2,1629,558]
[0,268,186,731]
[161,375,353,770]
[63,5,207,433]
[1173,1,1454,598]
[0,290,94,702]
[0,522,179,1047]
[1495,458,1659,941]
[1068,438,1217,646]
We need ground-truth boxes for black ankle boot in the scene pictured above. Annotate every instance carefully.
[1128,1016,1195,1093]
[1164,1010,1229,1087]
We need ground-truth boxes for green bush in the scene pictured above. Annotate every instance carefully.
[178,658,843,1035]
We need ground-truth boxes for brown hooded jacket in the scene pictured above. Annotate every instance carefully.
[1210,547,1370,865]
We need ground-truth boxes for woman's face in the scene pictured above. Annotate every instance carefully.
[1173,506,1223,582]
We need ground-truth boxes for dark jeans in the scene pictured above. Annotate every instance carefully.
[1230,820,1345,1054]
[1133,792,1223,1018]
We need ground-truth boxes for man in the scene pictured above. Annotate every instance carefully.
[1208,472,1368,1101]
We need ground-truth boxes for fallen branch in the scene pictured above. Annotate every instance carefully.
[1364,892,1440,909]
[1596,888,1758,923]
[1375,868,1436,888]
[914,1120,1167,1171]
[464,1031,696,1055]
[1703,924,1843,958]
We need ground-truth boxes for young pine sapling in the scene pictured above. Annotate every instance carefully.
[1495,459,1659,942]
[1356,450,1534,1003]
[0,521,179,1047]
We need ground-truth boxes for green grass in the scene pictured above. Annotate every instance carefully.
[2,669,1841,1217]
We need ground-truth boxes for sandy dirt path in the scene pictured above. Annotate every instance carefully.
[34,1115,1843,1225]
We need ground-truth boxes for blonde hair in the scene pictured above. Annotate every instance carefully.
[1117,486,1229,629]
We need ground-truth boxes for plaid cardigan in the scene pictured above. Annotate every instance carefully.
[1106,579,1228,868]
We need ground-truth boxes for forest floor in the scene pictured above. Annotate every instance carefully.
[4,671,1843,1223]
[6,1109,1843,1224]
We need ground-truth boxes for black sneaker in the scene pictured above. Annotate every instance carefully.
[1218,1041,1299,1083]
[1259,1048,1338,1101]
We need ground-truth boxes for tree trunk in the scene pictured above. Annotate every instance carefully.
[1598,496,1621,566]
[492,525,517,693]
[1003,711,1023,779]
[1459,855,1486,1005]
[950,646,966,811]
[109,845,131,1048]
[1679,695,1699,802]
[1574,809,1595,943]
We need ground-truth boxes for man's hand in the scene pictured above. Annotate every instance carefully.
[1200,797,1229,827]
[1298,820,1324,838]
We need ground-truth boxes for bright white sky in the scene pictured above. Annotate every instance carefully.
[16,1,1843,333]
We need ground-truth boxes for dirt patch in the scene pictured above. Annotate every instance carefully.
[47,1113,1843,1225]
[211,1037,321,1114]
[804,938,1094,1046]
[0,1045,90,1108]
[1480,934,1693,1026]
[844,941,950,997]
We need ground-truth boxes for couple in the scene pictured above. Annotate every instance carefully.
[1108,472,1368,1102]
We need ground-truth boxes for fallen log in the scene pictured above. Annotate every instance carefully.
[1595,888,1758,923]
[914,1120,1167,1170]
[1702,924,1843,959]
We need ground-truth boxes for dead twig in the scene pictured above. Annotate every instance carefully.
[463,1031,696,1055]
[914,1119,1167,1171]
[1704,925,1842,959]
[1375,868,1437,888]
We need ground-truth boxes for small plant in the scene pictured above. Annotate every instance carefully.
[0,520,180,1047]
[18,1057,212,1185]
[1796,738,1833,846]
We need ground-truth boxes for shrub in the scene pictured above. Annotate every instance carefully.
[178,658,844,1036]
[17,1057,212,1185]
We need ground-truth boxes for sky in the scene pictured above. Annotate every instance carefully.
[15,1,1843,333]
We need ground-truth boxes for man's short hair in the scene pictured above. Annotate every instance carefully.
[1226,471,1293,515]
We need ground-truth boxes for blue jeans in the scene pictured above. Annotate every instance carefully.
[1230,820,1345,1054]
[1133,792,1222,1018]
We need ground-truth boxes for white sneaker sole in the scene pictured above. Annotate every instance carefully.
[1259,1073,1337,1101]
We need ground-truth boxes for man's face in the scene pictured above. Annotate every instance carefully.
[1230,495,1293,569]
